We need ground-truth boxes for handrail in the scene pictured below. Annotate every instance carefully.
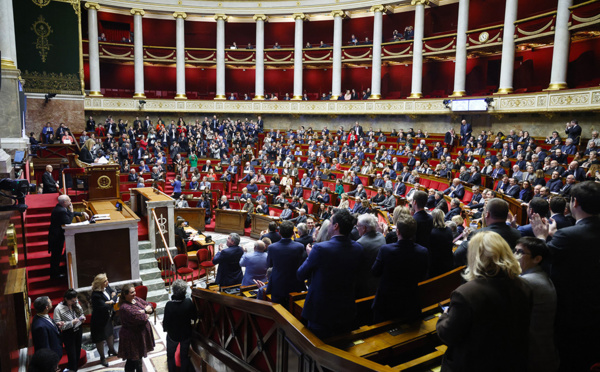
[151,208,174,266]
[570,0,600,10]
[67,252,74,287]
[514,10,557,25]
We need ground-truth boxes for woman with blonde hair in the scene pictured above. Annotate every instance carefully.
[338,193,349,209]
[436,231,532,372]
[90,273,117,366]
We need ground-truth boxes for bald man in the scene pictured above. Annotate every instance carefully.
[48,195,88,278]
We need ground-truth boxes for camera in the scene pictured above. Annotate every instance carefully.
[0,178,36,212]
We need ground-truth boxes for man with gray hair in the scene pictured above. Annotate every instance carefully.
[356,214,386,298]
[295,222,313,249]
[163,279,196,372]
[239,241,269,286]
[32,296,63,359]
[212,233,244,287]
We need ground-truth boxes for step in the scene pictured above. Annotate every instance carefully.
[140,267,162,282]
[139,257,158,271]
[25,212,52,223]
[139,249,155,260]
[143,278,166,292]
[18,221,50,233]
[138,241,151,250]
[147,288,169,304]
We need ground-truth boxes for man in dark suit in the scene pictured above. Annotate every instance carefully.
[549,196,573,230]
[531,181,600,372]
[444,128,457,149]
[48,195,88,278]
[260,222,281,243]
[266,181,280,196]
[355,214,386,299]
[444,198,462,222]
[459,119,472,146]
[559,175,575,197]
[444,179,465,200]
[352,122,364,137]
[42,165,59,193]
[516,197,550,237]
[393,181,406,197]
[411,190,433,248]
[372,214,428,323]
[467,167,482,186]
[265,221,306,307]
[297,210,364,339]
[294,223,313,249]
[31,296,63,359]
[212,233,244,287]
[505,178,521,198]
[454,198,521,267]
[564,119,582,145]
[564,161,585,182]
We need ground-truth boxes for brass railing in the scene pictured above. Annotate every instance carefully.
[151,208,176,293]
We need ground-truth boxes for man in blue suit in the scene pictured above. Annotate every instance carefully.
[516,197,549,237]
[459,119,472,146]
[297,209,364,339]
[212,233,244,287]
[31,296,63,359]
[266,221,307,307]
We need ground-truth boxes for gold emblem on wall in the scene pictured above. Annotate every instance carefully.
[31,16,53,62]
[32,0,51,8]
[97,175,112,189]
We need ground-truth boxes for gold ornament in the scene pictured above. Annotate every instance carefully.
[31,16,53,63]
[98,175,112,189]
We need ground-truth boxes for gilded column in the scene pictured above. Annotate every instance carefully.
[173,12,187,99]
[410,0,428,98]
[331,10,345,100]
[215,14,227,100]
[86,2,102,96]
[0,0,18,70]
[254,14,267,100]
[292,13,306,100]
[548,0,573,90]
[451,0,469,97]
[131,8,146,98]
[369,5,384,100]
[497,0,518,94]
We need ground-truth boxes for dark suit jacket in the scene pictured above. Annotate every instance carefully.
[413,210,433,248]
[356,231,386,298]
[454,222,521,267]
[261,231,281,243]
[48,204,81,251]
[437,274,532,372]
[266,238,307,306]
[213,246,244,286]
[295,234,313,249]
[42,171,58,193]
[32,315,63,358]
[546,216,600,345]
[371,239,428,322]
[550,213,573,230]
[297,235,364,330]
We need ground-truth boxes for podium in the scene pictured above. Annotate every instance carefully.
[64,200,140,289]
[251,213,280,239]
[130,187,175,250]
[174,207,206,232]
[215,209,248,235]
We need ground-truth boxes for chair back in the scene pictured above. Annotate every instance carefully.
[135,285,149,301]
[174,253,188,269]
[196,248,209,263]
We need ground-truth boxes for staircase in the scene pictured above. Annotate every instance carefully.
[138,241,170,314]
[19,198,69,306]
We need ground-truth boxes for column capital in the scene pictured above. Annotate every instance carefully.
[330,10,346,18]
[173,12,187,19]
[370,5,385,13]
[130,8,145,16]
[253,14,267,22]
[214,14,228,21]
[410,0,430,6]
[84,2,101,10]
[292,13,306,21]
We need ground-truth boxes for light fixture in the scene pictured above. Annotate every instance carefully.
[442,99,451,109]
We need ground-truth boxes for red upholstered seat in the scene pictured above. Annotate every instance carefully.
[135,285,157,324]
[174,254,194,285]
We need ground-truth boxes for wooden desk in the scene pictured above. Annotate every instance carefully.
[64,199,140,289]
[175,207,206,232]
[215,209,248,235]
[250,213,280,239]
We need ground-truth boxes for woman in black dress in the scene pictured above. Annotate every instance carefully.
[90,273,117,367]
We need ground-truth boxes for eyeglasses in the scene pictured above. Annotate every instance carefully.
[515,249,530,256]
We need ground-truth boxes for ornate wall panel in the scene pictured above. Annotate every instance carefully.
[13,0,83,95]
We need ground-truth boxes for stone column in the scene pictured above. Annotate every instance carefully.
[85,2,102,97]
[173,12,187,99]
[548,0,573,90]
[131,8,146,98]
[292,13,306,100]
[0,0,18,70]
[410,0,428,98]
[497,0,518,94]
[451,0,469,97]
[253,14,267,100]
[214,14,227,100]
[330,10,345,100]
[369,5,384,100]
